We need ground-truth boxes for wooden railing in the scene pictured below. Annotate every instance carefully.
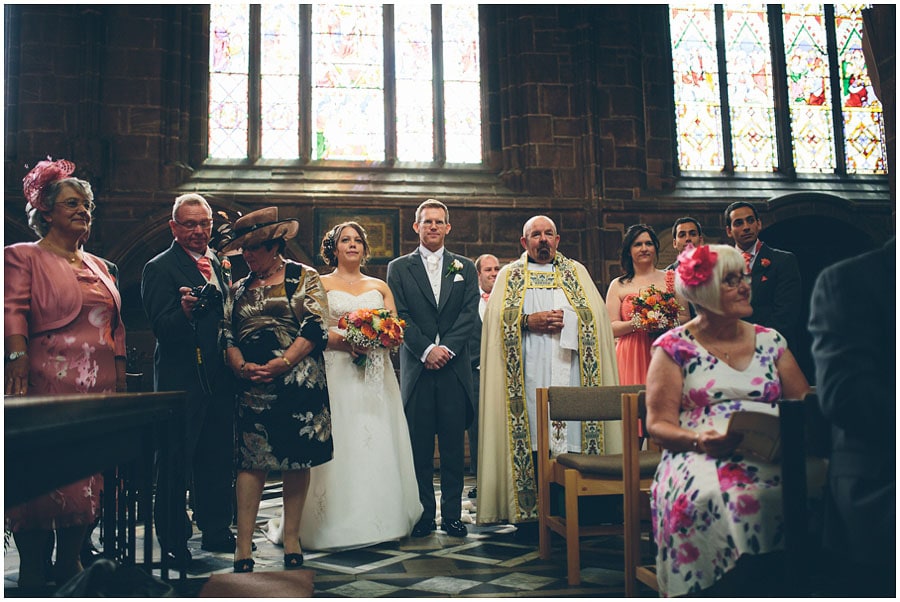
[5,391,186,579]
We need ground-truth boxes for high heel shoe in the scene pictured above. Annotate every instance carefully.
[283,553,304,569]
[233,558,255,573]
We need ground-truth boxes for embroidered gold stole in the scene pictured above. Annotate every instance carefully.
[499,252,605,522]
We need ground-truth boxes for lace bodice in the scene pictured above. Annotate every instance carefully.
[326,289,385,327]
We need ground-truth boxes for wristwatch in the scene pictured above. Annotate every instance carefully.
[6,351,26,363]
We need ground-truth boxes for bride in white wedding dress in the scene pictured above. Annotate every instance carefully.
[297,221,422,551]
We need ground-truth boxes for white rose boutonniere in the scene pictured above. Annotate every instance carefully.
[446,258,464,277]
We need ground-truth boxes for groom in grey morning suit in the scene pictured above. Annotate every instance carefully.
[387,199,478,538]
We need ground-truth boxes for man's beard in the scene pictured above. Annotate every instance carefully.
[536,244,552,261]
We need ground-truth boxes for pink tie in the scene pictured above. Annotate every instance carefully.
[196,256,213,281]
[481,292,490,301]
[741,252,752,274]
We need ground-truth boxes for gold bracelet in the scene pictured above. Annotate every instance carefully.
[282,356,292,367]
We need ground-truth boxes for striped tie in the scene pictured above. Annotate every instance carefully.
[197,256,213,281]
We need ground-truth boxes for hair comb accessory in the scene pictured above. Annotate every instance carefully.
[677,244,717,286]
[23,157,76,211]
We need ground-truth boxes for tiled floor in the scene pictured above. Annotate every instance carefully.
[5,475,655,597]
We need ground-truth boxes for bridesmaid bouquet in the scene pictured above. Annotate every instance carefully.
[338,308,406,366]
[631,285,683,333]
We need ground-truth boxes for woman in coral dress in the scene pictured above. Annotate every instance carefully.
[606,224,688,385]
[298,221,421,551]
[5,158,126,589]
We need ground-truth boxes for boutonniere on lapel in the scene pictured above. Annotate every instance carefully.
[759,258,771,268]
[446,258,464,277]
[221,257,232,285]
[760,275,768,282]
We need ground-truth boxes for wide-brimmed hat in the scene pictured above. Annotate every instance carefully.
[221,207,299,256]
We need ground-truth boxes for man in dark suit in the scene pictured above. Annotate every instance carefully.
[808,238,895,597]
[141,193,237,563]
[664,216,704,271]
[724,201,801,346]
[386,199,478,538]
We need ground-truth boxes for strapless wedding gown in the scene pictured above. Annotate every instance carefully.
[298,289,422,551]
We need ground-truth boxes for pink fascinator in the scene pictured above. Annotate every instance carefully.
[677,244,717,286]
[23,157,76,211]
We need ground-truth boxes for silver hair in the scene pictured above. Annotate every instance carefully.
[675,244,746,315]
[172,193,212,221]
[27,177,94,237]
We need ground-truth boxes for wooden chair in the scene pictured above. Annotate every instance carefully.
[535,384,648,586]
[622,390,661,597]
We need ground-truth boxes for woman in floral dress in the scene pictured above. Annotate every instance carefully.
[644,244,810,597]
[221,207,333,573]
[5,158,126,588]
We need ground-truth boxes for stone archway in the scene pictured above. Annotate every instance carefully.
[759,194,883,383]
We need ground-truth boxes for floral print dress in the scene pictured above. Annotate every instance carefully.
[224,265,333,471]
[5,265,121,531]
[650,325,787,597]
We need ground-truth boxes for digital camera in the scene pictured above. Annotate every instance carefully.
[190,283,222,318]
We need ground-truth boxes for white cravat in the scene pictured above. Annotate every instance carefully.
[425,254,441,302]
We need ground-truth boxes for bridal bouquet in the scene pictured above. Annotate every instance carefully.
[631,284,683,333]
[338,308,406,366]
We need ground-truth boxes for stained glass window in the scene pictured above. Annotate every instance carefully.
[670,5,724,170]
[725,5,776,171]
[207,4,482,164]
[669,3,886,176]
[834,3,887,173]
[261,5,300,159]
[311,5,384,160]
[782,4,835,172]
[209,4,249,159]
[442,4,482,163]
[394,5,433,161]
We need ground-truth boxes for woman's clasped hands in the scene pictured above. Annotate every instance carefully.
[236,357,293,384]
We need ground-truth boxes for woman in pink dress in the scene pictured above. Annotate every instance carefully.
[4,158,126,589]
[606,224,689,385]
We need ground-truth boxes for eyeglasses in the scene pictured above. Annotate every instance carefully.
[174,218,213,230]
[722,273,752,288]
[59,198,96,212]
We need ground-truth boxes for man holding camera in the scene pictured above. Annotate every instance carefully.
[141,193,236,564]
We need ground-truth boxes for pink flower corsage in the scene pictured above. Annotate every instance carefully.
[676,245,717,286]
[759,258,771,268]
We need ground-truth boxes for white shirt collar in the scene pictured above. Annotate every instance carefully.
[419,246,444,260]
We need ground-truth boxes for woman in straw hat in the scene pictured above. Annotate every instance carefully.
[221,207,333,573]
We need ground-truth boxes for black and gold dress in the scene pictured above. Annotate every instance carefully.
[224,260,333,471]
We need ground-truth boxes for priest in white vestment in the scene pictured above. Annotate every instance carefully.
[476,216,619,526]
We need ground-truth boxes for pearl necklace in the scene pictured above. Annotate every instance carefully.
[254,260,284,283]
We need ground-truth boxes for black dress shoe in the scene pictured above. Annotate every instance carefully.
[467,487,477,499]
[411,518,436,538]
[440,519,468,537]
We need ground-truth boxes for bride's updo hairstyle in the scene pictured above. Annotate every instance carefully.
[675,244,745,315]
[320,221,371,267]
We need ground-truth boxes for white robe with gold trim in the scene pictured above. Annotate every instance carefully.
[475,252,619,525]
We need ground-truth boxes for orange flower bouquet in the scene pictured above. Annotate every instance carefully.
[338,308,406,366]
[630,284,683,333]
